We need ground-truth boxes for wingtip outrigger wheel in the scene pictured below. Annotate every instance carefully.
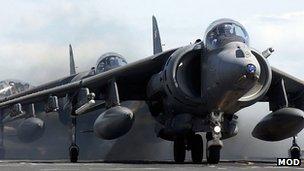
[290,136,301,159]
[69,110,79,163]
[69,143,79,163]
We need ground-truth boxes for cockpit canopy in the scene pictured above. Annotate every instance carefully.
[0,79,33,98]
[95,52,127,74]
[204,18,249,51]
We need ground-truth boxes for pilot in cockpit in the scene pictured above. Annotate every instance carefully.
[218,24,233,35]
[205,19,249,51]
[210,24,231,46]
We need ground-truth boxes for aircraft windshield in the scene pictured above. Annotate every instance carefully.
[96,53,127,73]
[0,80,32,98]
[205,19,249,51]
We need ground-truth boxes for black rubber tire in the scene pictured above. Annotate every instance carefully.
[206,132,212,141]
[190,134,203,163]
[206,145,221,164]
[290,145,301,159]
[174,137,186,163]
[69,145,79,163]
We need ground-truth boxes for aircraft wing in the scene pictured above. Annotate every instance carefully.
[0,49,177,109]
[263,67,304,111]
[252,67,304,142]
[271,67,304,92]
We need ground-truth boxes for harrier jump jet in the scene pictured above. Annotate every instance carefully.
[0,16,303,164]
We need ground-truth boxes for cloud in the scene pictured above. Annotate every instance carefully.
[0,1,302,83]
[254,11,304,24]
[0,1,155,84]
[240,11,304,79]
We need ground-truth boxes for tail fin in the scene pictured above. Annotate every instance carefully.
[69,44,76,75]
[152,15,163,55]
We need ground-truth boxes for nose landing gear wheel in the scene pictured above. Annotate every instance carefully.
[69,144,79,163]
[206,110,223,164]
[190,134,203,163]
[206,145,221,164]
[206,132,221,164]
[174,137,186,163]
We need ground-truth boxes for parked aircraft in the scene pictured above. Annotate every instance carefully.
[0,16,303,164]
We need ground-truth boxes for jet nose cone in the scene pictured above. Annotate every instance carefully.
[217,43,261,85]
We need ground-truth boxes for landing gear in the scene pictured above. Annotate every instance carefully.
[69,144,79,163]
[172,110,224,164]
[190,134,203,163]
[173,134,204,163]
[206,132,221,164]
[206,110,223,164]
[290,136,301,159]
[206,147,221,164]
[174,137,186,163]
[69,116,79,163]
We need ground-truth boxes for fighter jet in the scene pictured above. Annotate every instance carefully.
[0,16,303,164]
[0,45,131,160]
[0,58,143,161]
[0,79,33,158]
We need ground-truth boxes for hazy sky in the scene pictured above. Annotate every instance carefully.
[0,1,304,159]
[0,0,303,85]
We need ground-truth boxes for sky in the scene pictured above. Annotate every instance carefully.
[0,0,303,85]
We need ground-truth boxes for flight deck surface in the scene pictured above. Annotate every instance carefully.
[0,160,303,171]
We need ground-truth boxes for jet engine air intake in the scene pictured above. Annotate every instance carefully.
[162,43,204,106]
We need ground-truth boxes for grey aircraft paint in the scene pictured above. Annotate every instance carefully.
[1,102,303,161]
[152,15,163,55]
[69,45,76,76]
[0,16,304,163]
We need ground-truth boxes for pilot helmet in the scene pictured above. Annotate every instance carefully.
[204,18,249,51]
[218,24,234,36]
